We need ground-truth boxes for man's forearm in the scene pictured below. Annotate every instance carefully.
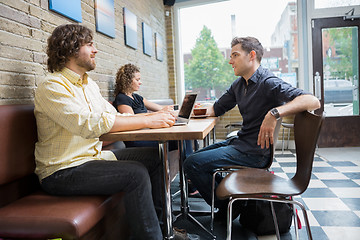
[276,94,320,118]
[109,115,150,132]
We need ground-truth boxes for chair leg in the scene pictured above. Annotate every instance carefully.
[292,204,299,240]
[211,169,232,232]
[291,200,313,240]
[226,198,235,240]
[270,201,281,240]
[211,171,217,232]
[300,207,313,240]
[282,128,285,154]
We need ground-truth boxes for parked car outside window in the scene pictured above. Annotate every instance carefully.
[324,79,354,104]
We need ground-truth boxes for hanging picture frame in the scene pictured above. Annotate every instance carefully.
[155,33,164,61]
[95,0,115,38]
[123,7,137,49]
[142,22,152,56]
[49,0,82,22]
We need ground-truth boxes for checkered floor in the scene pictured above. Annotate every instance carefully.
[172,148,360,240]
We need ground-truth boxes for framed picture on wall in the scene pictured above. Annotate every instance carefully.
[142,23,152,56]
[155,33,164,61]
[123,7,137,49]
[95,0,115,38]
[49,0,82,22]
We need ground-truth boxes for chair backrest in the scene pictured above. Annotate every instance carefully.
[292,111,324,192]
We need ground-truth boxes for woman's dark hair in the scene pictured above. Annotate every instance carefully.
[114,64,140,95]
[231,36,264,62]
[47,24,93,73]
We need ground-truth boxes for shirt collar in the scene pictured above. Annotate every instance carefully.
[247,65,264,84]
[60,68,89,86]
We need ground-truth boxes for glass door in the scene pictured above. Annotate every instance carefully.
[312,17,360,147]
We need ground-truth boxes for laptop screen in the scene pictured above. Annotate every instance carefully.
[178,93,197,119]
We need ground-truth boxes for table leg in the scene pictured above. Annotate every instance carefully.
[159,142,174,240]
[175,140,216,239]
[212,127,216,144]
[203,134,210,147]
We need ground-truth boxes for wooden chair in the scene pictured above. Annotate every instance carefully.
[210,118,282,231]
[216,111,324,240]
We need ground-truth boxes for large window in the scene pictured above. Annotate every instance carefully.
[322,26,359,116]
[178,0,299,102]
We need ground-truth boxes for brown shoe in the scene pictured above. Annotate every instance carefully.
[173,227,200,240]
[174,227,188,240]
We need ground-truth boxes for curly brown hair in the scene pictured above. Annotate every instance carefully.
[114,64,140,95]
[47,24,93,73]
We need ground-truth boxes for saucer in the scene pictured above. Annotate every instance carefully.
[192,114,210,118]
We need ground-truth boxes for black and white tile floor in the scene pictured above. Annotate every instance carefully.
[172,147,360,240]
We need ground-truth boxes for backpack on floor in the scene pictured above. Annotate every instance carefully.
[239,200,293,235]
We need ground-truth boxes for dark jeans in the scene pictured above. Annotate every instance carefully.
[41,147,163,240]
[183,138,269,209]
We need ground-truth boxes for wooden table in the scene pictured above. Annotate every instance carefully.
[101,117,217,142]
[100,117,217,239]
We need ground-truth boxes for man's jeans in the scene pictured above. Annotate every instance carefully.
[183,138,269,209]
[41,147,163,240]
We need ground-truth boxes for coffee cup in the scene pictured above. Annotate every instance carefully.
[193,108,207,116]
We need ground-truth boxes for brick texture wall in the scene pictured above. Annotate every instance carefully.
[0,0,170,104]
[164,5,177,103]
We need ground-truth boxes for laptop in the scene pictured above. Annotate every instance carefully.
[174,93,197,126]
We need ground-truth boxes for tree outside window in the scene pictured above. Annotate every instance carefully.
[184,26,235,101]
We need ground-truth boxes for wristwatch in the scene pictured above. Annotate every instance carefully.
[270,108,281,120]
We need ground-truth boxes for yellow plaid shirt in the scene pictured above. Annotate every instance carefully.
[34,68,118,180]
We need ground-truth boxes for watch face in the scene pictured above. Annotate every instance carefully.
[271,108,280,119]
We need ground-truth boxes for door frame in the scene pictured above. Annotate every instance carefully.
[312,16,360,147]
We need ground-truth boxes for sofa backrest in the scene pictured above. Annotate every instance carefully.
[0,105,38,207]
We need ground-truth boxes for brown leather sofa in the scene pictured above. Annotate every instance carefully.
[0,105,129,240]
[0,99,179,240]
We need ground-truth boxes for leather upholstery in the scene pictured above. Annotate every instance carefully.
[217,111,324,198]
[0,105,129,239]
[0,105,37,186]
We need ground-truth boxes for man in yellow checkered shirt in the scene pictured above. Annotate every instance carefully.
[34,24,175,240]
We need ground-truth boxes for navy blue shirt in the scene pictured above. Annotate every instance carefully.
[213,66,307,157]
[113,93,147,114]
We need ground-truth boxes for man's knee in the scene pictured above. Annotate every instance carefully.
[129,162,151,185]
[183,154,198,174]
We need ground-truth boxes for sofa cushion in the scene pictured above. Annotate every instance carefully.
[0,191,124,239]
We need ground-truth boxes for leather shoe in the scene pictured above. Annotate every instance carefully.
[173,227,200,240]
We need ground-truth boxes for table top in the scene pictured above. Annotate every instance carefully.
[100,117,218,142]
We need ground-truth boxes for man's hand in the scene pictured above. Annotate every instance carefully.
[160,105,174,112]
[147,111,176,129]
[257,112,277,149]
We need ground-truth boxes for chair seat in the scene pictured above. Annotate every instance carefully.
[217,168,301,199]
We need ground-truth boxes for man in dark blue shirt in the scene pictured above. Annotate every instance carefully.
[183,36,320,220]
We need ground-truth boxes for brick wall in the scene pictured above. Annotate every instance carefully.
[0,0,170,104]
[164,5,177,103]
